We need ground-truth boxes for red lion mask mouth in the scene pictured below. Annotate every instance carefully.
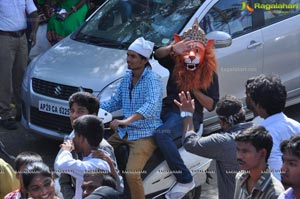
[183,42,206,71]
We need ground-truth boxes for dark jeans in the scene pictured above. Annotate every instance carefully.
[153,112,193,183]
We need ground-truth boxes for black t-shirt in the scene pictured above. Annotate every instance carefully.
[155,55,219,125]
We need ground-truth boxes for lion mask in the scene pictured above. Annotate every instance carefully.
[172,20,218,92]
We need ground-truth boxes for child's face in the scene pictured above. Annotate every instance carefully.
[70,103,89,124]
[82,174,103,198]
[27,174,56,199]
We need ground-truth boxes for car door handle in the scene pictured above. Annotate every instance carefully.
[247,41,262,49]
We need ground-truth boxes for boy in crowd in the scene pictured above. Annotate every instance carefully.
[56,115,111,199]
[100,37,163,199]
[175,92,252,199]
[82,170,122,198]
[154,20,219,198]
[278,135,300,199]
[55,92,123,199]
[234,126,284,199]
[246,74,300,180]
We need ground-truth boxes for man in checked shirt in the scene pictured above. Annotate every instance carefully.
[100,37,163,199]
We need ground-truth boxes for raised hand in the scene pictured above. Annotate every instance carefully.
[174,91,195,113]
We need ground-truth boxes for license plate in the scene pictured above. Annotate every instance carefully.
[38,101,70,117]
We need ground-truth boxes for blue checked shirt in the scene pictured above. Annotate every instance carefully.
[101,66,163,140]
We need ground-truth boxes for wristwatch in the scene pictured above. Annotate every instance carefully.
[180,111,193,118]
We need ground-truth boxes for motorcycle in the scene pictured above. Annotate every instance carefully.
[99,108,212,199]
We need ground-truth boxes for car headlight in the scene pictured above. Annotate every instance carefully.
[97,78,122,102]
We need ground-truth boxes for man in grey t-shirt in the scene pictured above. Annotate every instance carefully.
[175,92,252,199]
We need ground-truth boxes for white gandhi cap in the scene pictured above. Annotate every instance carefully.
[128,37,154,59]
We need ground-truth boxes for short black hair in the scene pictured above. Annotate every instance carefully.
[69,92,99,114]
[245,76,256,94]
[84,170,117,189]
[216,95,245,125]
[73,115,104,147]
[235,125,273,162]
[246,74,286,115]
[280,135,300,159]
[22,162,52,191]
[15,151,43,171]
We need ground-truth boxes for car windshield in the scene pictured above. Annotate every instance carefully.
[74,0,204,48]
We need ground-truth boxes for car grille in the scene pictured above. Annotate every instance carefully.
[30,107,72,134]
[32,78,93,100]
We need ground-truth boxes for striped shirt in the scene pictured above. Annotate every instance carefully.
[101,66,163,140]
[234,169,284,199]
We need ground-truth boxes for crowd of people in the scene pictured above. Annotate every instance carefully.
[34,0,105,45]
[0,0,99,131]
[1,1,300,199]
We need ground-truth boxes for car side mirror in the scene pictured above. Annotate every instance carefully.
[206,31,232,49]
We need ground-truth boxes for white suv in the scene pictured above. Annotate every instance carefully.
[22,0,300,140]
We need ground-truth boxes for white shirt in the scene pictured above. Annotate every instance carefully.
[54,130,124,192]
[278,187,296,199]
[261,112,300,180]
[251,116,264,125]
[56,150,110,199]
[54,130,111,172]
[0,0,37,31]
